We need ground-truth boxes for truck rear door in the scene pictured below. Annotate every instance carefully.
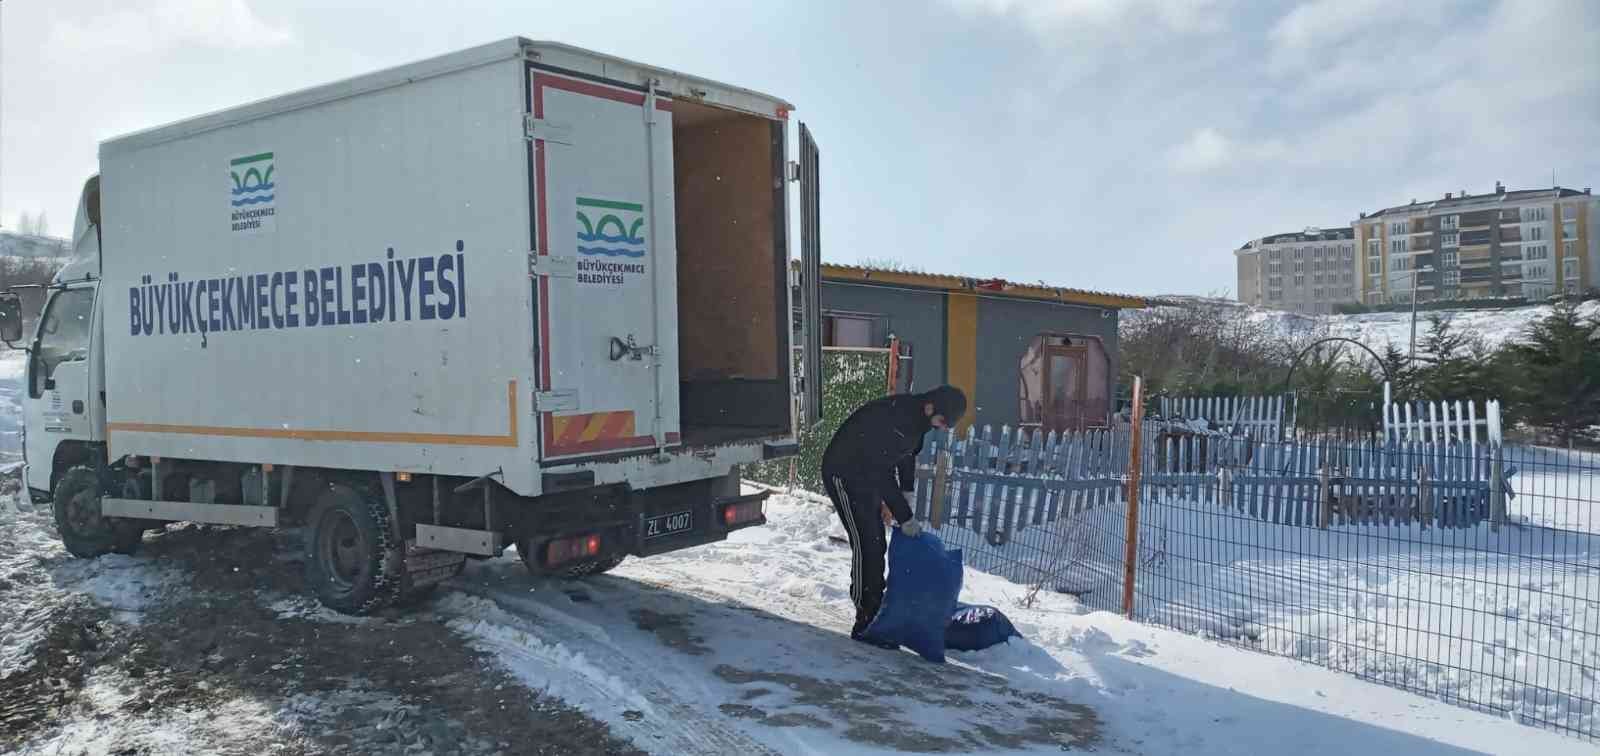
[530,72,681,461]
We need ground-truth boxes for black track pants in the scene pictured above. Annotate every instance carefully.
[823,471,887,636]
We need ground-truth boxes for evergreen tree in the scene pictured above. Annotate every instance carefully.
[1413,315,1485,401]
[1508,300,1600,446]
[1376,342,1416,401]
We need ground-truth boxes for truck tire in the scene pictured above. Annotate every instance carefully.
[52,466,143,558]
[305,483,406,614]
[517,540,625,578]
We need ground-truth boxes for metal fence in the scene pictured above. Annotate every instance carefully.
[911,412,1599,742]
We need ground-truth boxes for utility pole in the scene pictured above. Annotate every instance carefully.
[1407,265,1435,364]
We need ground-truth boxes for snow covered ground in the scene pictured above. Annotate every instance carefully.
[1508,445,1600,533]
[1146,296,1600,352]
[436,491,1597,754]
[0,349,27,468]
[911,472,1600,740]
[5,484,1597,753]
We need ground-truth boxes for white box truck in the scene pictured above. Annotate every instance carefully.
[0,38,825,613]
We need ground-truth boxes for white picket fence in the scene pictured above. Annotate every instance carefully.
[1381,382,1502,447]
[1156,394,1295,442]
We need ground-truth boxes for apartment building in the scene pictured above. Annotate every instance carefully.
[1354,184,1598,304]
[1234,227,1358,314]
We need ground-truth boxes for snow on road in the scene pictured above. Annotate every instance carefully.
[442,491,1597,755]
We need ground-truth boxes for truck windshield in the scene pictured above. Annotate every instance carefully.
[33,287,94,397]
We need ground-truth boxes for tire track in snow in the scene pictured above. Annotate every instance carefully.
[442,583,784,756]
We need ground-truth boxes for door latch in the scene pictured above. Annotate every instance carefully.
[609,334,656,362]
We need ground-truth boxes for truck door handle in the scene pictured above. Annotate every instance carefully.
[72,400,84,415]
[44,378,56,391]
[609,335,656,362]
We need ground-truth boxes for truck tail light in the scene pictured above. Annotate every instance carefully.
[546,533,602,566]
[723,500,764,527]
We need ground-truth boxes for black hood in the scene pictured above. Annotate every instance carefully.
[917,385,967,426]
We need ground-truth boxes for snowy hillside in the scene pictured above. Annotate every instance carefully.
[1143,296,1600,351]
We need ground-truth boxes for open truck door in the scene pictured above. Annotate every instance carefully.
[530,72,682,460]
[798,122,823,430]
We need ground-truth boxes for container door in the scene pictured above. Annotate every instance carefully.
[530,72,680,460]
[798,123,823,429]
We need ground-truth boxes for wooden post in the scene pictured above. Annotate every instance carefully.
[1317,455,1332,529]
[1122,376,1145,620]
[1418,463,1432,529]
[1489,446,1505,532]
[886,335,900,393]
[930,450,951,529]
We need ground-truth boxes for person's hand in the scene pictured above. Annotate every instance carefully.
[880,503,894,526]
[900,520,922,537]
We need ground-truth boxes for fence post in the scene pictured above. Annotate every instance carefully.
[1418,462,1432,529]
[1122,376,1145,620]
[1317,453,1331,529]
[930,448,950,529]
[1489,445,1505,532]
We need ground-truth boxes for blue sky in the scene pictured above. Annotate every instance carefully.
[3,0,1597,296]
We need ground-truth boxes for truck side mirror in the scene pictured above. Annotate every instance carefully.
[0,293,23,345]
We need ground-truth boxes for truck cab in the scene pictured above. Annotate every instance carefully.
[15,178,106,504]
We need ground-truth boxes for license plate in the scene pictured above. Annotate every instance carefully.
[643,510,692,540]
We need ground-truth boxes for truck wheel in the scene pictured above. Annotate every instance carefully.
[305,484,405,614]
[517,540,625,578]
[52,466,143,558]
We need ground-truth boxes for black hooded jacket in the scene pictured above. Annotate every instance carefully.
[820,386,966,525]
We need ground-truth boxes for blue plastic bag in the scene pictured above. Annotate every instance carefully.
[945,602,1021,651]
[862,528,964,663]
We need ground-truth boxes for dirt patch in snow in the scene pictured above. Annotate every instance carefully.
[3,499,643,755]
[630,609,711,656]
[0,600,117,743]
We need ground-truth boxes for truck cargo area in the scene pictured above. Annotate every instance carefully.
[672,100,791,447]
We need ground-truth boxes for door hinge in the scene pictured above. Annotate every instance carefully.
[528,252,576,279]
[524,114,573,145]
[534,389,580,412]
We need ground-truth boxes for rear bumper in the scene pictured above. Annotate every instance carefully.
[631,488,769,558]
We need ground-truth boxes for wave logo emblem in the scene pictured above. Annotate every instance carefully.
[575,197,646,258]
[228,151,276,235]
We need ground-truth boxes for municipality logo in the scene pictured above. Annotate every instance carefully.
[575,197,646,258]
[575,197,646,288]
[229,151,276,235]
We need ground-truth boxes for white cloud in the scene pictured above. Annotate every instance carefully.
[1171,127,1290,173]
[1172,128,1232,172]
[47,0,293,57]
[945,0,1226,34]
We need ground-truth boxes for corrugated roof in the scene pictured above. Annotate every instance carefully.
[1359,187,1591,219]
[817,263,1147,309]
